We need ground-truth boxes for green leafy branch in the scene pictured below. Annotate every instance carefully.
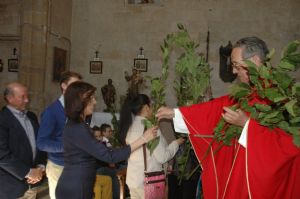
[214,40,300,147]
[146,23,211,181]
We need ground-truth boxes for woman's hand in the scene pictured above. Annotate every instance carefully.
[143,126,158,143]
[155,106,175,121]
[130,126,158,152]
[222,107,249,127]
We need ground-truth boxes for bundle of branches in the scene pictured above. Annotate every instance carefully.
[145,23,211,181]
[214,40,300,147]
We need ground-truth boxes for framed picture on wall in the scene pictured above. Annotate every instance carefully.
[134,58,148,72]
[8,59,18,72]
[90,61,102,74]
[53,47,67,81]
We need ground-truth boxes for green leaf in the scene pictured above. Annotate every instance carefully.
[278,121,290,131]
[266,48,275,60]
[254,104,272,112]
[283,40,300,57]
[244,61,258,73]
[274,96,288,103]
[258,65,271,80]
[264,87,284,102]
[273,71,293,89]
[285,100,297,117]
[229,83,251,99]
[147,136,160,155]
[286,53,300,69]
[278,59,296,71]
[292,82,300,96]
[290,117,300,124]
[288,127,300,147]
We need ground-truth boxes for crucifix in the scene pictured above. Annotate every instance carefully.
[13,48,17,56]
[94,50,100,61]
[138,47,145,58]
[139,47,144,55]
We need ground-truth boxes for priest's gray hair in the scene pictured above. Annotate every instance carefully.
[234,36,269,62]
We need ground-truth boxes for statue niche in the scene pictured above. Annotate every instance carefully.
[219,41,236,82]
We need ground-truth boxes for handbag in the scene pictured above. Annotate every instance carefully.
[143,144,166,199]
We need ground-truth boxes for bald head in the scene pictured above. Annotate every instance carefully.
[4,82,29,111]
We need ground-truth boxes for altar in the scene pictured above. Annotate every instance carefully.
[90,112,120,128]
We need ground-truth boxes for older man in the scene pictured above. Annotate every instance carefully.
[0,82,46,199]
[156,37,300,199]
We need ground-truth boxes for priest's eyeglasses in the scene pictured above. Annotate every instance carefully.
[231,61,248,71]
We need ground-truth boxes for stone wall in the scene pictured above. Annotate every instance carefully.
[0,0,299,114]
[0,0,20,107]
[70,0,300,112]
[0,0,72,114]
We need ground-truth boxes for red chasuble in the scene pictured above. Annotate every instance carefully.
[179,95,300,199]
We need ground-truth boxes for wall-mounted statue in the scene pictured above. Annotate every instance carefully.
[101,78,116,111]
[125,69,144,98]
[219,41,236,82]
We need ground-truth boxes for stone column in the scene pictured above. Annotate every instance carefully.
[19,0,49,114]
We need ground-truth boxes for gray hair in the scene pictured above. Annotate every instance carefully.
[234,36,269,62]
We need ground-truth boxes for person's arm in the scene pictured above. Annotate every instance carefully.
[156,107,189,134]
[68,125,157,164]
[152,130,185,164]
[127,126,158,152]
[37,109,64,153]
[0,115,32,180]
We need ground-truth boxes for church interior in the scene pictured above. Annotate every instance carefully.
[0,0,300,199]
[1,0,299,114]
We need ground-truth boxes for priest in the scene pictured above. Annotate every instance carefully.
[156,37,300,199]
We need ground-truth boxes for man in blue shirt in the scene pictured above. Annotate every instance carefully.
[37,71,82,199]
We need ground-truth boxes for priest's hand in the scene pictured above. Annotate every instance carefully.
[222,107,249,127]
[156,106,175,121]
[176,137,186,145]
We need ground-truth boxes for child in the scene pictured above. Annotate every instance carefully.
[92,125,113,199]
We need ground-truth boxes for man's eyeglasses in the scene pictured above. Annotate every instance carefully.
[231,61,248,71]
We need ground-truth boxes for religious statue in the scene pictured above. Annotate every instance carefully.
[101,78,116,111]
[125,69,144,98]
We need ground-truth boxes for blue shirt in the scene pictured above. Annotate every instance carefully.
[37,98,66,166]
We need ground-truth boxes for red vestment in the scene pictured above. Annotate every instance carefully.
[179,95,300,199]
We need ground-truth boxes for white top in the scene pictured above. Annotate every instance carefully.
[126,116,179,189]
[173,108,249,148]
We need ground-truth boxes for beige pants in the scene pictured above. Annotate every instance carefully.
[46,160,63,199]
[129,187,144,199]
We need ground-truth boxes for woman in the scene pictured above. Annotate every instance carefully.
[119,94,185,199]
[55,82,157,199]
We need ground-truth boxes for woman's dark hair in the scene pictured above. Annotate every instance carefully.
[118,94,150,145]
[65,81,96,123]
